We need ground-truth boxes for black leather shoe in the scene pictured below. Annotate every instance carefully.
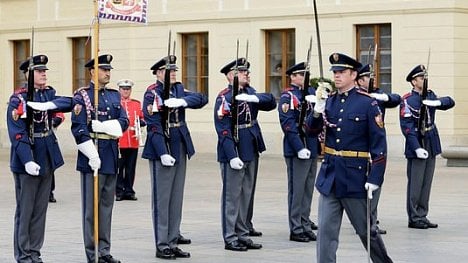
[248,229,263,236]
[239,239,262,249]
[125,195,138,201]
[177,235,192,244]
[99,255,121,263]
[408,221,428,229]
[290,232,310,242]
[224,240,248,251]
[304,231,317,241]
[172,247,191,258]
[49,194,56,203]
[156,248,176,260]
[115,196,123,201]
[425,221,438,228]
[311,222,318,230]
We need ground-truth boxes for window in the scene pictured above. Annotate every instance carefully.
[265,29,295,99]
[181,32,209,95]
[356,24,392,93]
[72,37,91,91]
[13,40,30,90]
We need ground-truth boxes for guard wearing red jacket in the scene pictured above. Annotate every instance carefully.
[116,79,146,201]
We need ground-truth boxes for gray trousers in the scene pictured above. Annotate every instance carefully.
[13,160,52,263]
[245,157,259,231]
[371,187,382,224]
[406,152,436,223]
[220,156,258,244]
[317,193,393,263]
[285,157,317,234]
[149,142,187,251]
[80,172,117,262]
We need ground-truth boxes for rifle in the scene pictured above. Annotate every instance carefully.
[231,40,240,144]
[298,37,313,144]
[133,111,144,147]
[313,0,324,83]
[368,44,378,93]
[417,49,431,148]
[162,31,173,142]
[26,27,35,147]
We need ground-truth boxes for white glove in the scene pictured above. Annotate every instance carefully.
[314,82,329,114]
[77,140,101,170]
[229,157,244,170]
[91,120,123,138]
[27,101,58,111]
[160,154,176,166]
[235,94,259,103]
[25,161,41,176]
[369,93,389,102]
[422,99,441,107]
[164,98,188,108]
[298,148,311,159]
[415,148,429,159]
[305,95,317,103]
[364,182,380,199]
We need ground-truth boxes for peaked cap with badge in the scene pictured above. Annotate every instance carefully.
[329,53,362,71]
[19,54,49,73]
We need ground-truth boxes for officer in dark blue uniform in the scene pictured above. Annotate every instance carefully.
[142,55,208,260]
[400,65,455,229]
[214,58,276,251]
[311,53,393,263]
[278,62,319,243]
[357,63,401,234]
[7,54,72,263]
[71,54,128,263]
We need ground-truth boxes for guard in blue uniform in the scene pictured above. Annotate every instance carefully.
[400,65,455,229]
[357,63,401,234]
[311,53,393,263]
[278,62,319,243]
[142,55,208,260]
[71,54,128,263]
[7,55,72,263]
[214,58,276,251]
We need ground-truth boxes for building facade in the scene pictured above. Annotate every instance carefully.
[1,0,466,155]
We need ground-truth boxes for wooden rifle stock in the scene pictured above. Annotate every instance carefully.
[231,40,240,144]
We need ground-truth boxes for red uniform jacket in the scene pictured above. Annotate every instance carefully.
[119,98,145,148]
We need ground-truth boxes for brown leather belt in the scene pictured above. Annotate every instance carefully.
[324,146,370,158]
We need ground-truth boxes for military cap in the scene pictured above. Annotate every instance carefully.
[285,62,307,75]
[220,58,250,75]
[117,79,134,89]
[329,53,362,71]
[406,64,426,82]
[19,54,49,73]
[357,64,371,78]
[150,55,178,74]
[84,54,113,69]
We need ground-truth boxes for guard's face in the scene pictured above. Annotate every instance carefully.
[238,69,250,86]
[333,69,357,91]
[33,69,47,88]
[411,76,424,90]
[156,69,177,84]
[290,72,305,88]
[119,87,132,99]
[98,68,111,86]
[357,76,370,90]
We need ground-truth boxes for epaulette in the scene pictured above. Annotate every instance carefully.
[218,87,230,96]
[14,88,27,94]
[131,98,141,103]
[402,92,412,99]
[74,86,89,94]
[284,87,294,92]
[147,83,157,91]
[356,89,372,97]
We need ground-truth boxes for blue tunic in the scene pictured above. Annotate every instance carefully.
[141,81,208,161]
[312,87,387,199]
[71,82,129,175]
[214,85,276,162]
[7,85,72,175]
[278,85,320,158]
[399,89,455,158]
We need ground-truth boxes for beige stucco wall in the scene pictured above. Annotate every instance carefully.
[1,0,467,156]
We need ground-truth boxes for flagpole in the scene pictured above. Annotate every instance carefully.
[92,1,100,263]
